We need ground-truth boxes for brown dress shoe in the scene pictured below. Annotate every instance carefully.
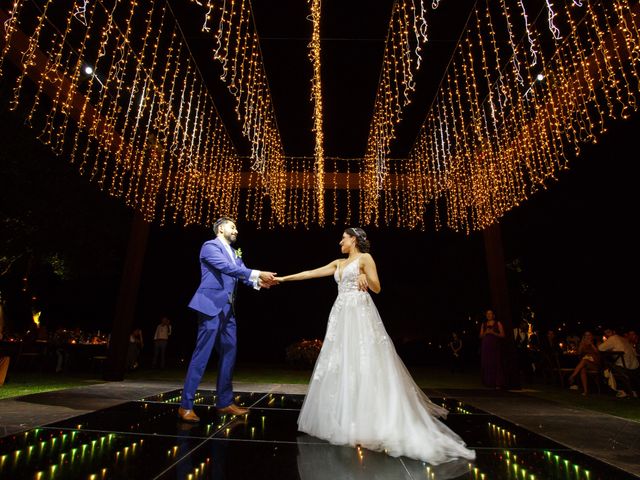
[178,407,200,423]
[216,403,249,415]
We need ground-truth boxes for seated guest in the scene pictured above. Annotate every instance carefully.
[598,328,639,397]
[624,330,639,355]
[541,329,563,355]
[568,332,600,395]
[566,333,580,352]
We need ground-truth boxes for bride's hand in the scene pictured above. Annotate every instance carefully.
[357,273,369,291]
[274,277,285,283]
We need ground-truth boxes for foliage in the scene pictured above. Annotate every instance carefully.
[0,93,130,331]
[0,372,102,400]
[0,98,130,282]
[285,339,323,368]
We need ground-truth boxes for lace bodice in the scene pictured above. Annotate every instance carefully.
[334,256,363,295]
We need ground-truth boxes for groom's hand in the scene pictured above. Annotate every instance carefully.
[259,271,277,287]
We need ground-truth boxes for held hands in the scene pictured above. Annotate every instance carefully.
[259,271,278,289]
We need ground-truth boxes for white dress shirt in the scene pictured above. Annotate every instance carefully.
[154,324,171,340]
[220,238,260,289]
[598,335,639,370]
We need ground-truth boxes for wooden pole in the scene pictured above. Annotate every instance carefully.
[103,212,150,381]
[483,222,520,388]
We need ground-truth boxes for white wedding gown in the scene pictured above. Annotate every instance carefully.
[298,257,476,465]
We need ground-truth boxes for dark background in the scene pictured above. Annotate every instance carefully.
[1,0,638,366]
[2,101,637,363]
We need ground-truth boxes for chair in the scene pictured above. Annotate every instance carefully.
[548,352,574,388]
[15,341,47,371]
[585,365,603,394]
[549,352,602,393]
[602,351,635,395]
[90,355,108,371]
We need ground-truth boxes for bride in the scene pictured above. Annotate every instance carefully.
[275,228,475,465]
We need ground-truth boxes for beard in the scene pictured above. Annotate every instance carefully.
[224,232,237,244]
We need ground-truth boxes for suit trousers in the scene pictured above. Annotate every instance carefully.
[181,309,237,410]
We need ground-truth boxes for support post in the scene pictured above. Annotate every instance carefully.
[103,212,150,381]
[483,222,520,388]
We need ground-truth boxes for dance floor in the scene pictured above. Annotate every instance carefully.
[0,389,635,479]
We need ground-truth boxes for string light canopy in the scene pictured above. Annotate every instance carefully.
[1,0,243,226]
[361,0,430,224]
[1,1,639,231]
[187,0,287,226]
[389,0,640,232]
[308,0,326,226]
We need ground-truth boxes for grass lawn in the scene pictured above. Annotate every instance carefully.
[520,383,640,422]
[126,362,314,385]
[0,372,104,400]
[2,364,638,422]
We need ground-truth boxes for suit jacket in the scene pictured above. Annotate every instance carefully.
[188,238,255,317]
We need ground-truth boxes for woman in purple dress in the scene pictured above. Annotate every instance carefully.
[479,310,505,388]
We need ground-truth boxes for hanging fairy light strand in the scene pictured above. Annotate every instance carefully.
[396,0,640,232]
[0,0,243,226]
[2,1,640,231]
[308,0,325,226]
[361,0,431,224]
[189,0,287,226]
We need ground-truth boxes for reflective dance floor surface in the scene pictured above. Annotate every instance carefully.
[0,389,636,479]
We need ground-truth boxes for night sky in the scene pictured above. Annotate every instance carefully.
[1,0,638,365]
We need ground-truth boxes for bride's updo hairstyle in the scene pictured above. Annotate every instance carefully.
[345,227,371,253]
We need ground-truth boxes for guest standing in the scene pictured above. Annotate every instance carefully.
[480,310,505,388]
[448,332,464,373]
[153,317,172,368]
[513,320,533,383]
[126,328,144,370]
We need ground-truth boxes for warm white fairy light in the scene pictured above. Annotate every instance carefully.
[545,0,562,40]
[1,1,639,231]
[308,0,325,226]
[415,0,429,66]
[0,0,245,226]
[362,0,431,222]
[518,0,537,66]
[73,0,89,26]
[191,0,287,226]
[397,0,640,232]
[501,0,524,85]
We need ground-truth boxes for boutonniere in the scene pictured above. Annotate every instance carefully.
[235,248,243,259]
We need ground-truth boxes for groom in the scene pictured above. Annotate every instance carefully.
[178,217,276,422]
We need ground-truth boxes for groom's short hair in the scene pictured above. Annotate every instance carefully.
[213,217,235,235]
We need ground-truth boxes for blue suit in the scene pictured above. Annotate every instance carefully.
[181,237,256,409]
